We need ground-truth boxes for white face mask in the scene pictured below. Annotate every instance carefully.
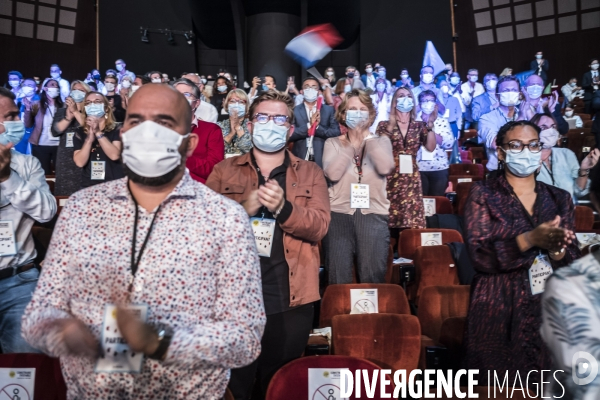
[450,77,460,85]
[365,68,373,74]
[345,110,370,129]
[116,64,124,72]
[201,78,207,84]
[396,97,414,113]
[303,88,318,102]
[376,83,386,92]
[217,85,227,93]
[499,91,520,106]
[8,80,20,88]
[121,80,132,89]
[130,85,140,94]
[469,75,478,83]
[104,82,115,92]
[50,72,60,79]
[540,128,559,149]
[326,71,334,76]
[21,87,35,97]
[344,84,352,93]
[378,70,386,79]
[151,78,162,83]
[46,88,59,98]
[592,63,599,71]
[122,121,189,178]
[526,84,544,99]
[401,74,408,79]
[536,54,543,59]
[565,111,574,117]
[420,101,436,115]
[486,80,498,91]
[252,120,288,153]
[422,73,434,84]
[228,103,245,117]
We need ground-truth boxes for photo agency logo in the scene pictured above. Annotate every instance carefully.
[572,351,598,386]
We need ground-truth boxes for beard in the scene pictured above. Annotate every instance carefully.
[121,138,189,187]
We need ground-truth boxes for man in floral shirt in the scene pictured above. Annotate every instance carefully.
[22,84,266,399]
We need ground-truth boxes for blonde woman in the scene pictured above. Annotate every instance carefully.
[219,89,252,157]
[73,92,123,189]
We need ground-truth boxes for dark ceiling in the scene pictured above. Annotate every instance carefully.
[189,0,360,50]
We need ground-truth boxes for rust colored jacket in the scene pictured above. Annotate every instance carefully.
[206,150,331,308]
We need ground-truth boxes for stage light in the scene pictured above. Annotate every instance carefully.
[167,31,174,43]
[141,29,149,43]
[184,32,193,45]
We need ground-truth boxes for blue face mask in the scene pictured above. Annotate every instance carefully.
[345,110,370,129]
[85,103,106,118]
[262,84,269,92]
[501,148,541,177]
[0,121,26,146]
[396,97,414,113]
[252,120,288,153]
[70,90,85,103]
[228,104,245,117]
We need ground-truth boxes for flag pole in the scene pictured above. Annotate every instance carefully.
[450,0,457,71]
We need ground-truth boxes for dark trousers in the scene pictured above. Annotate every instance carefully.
[31,144,57,176]
[420,169,449,196]
[229,303,314,400]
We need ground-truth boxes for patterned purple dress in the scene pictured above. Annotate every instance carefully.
[462,175,581,385]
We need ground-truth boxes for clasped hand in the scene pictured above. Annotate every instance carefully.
[243,180,285,216]
[527,216,575,253]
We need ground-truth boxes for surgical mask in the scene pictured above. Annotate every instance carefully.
[441,86,449,94]
[420,101,436,115]
[122,121,189,178]
[0,121,25,146]
[378,71,386,79]
[536,54,543,59]
[540,128,559,149]
[469,75,478,83]
[46,88,59,98]
[116,64,124,72]
[252,120,288,153]
[85,103,106,118]
[50,72,60,79]
[396,97,414,112]
[326,71,334,76]
[365,68,373,74]
[131,85,140,94]
[8,80,20,88]
[70,90,85,103]
[450,77,460,85]
[34,79,40,85]
[93,74,101,81]
[201,78,207,84]
[151,78,161,83]
[21,87,34,97]
[486,80,497,91]
[422,73,434,84]
[217,85,227,93]
[401,74,408,79]
[502,148,541,177]
[570,82,576,87]
[104,82,115,92]
[345,110,369,129]
[526,84,544,99]
[346,72,355,79]
[228,104,245,117]
[344,84,352,93]
[565,111,574,117]
[592,64,599,70]
[303,88,318,102]
[376,83,386,92]
[121,80,131,89]
[499,91,520,106]
[262,84,269,91]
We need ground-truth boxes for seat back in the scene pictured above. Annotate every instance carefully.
[398,228,463,260]
[265,355,383,400]
[54,196,69,217]
[469,147,486,162]
[459,149,473,162]
[575,206,594,231]
[448,175,482,190]
[448,164,484,178]
[455,182,475,216]
[417,285,470,344]
[412,246,461,302]
[332,314,421,372]
[319,283,410,328]
[423,196,453,215]
[0,353,66,400]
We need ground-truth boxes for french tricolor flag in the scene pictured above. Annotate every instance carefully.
[285,24,343,69]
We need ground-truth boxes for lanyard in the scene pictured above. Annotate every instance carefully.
[542,152,554,186]
[350,138,367,184]
[128,187,162,291]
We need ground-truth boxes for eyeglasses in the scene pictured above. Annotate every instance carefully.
[229,99,247,105]
[84,100,104,105]
[181,92,198,100]
[253,113,289,125]
[501,140,544,154]
[539,124,556,130]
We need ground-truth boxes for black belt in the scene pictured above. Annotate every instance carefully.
[0,263,37,281]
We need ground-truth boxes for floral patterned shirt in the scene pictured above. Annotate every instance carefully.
[22,171,266,400]
[415,114,455,171]
[218,118,253,156]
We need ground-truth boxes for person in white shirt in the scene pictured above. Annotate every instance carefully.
[182,73,218,123]
[461,69,485,129]
[360,63,377,91]
[561,77,584,104]
[6,71,23,102]
[115,59,136,84]
[375,66,394,95]
[563,105,584,128]
[370,77,392,132]
[43,64,70,102]
[0,87,57,353]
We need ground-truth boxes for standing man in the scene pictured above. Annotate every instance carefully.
[172,78,224,183]
[206,90,330,399]
[182,73,218,123]
[6,71,23,102]
[412,65,439,100]
[115,59,136,84]
[519,74,568,136]
[530,51,549,85]
[345,66,365,91]
[360,63,378,91]
[460,69,484,129]
[289,77,341,167]
[470,73,499,123]
[0,87,56,353]
[22,84,265,399]
[582,58,599,114]
[44,64,70,101]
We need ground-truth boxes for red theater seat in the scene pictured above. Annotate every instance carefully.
[0,353,66,400]
[397,228,463,260]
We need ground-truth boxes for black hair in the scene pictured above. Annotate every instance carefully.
[172,77,201,99]
[147,71,162,79]
[265,75,276,85]
[530,112,557,128]
[136,75,151,85]
[497,74,520,88]
[0,87,16,101]
[7,71,23,80]
[39,79,64,111]
[302,76,320,88]
[365,62,372,68]
[418,90,436,103]
[590,58,599,64]
[495,120,541,149]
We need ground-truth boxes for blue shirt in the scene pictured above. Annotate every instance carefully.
[537,147,590,202]
[478,107,518,171]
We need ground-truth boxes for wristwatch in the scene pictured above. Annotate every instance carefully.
[578,168,590,177]
[96,133,105,140]
[550,248,565,257]
[148,326,173,361]
[273,200,286,219]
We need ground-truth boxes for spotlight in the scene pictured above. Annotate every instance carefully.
[167,30,174,43]
[141,29,149,43]
[184,32,193,45]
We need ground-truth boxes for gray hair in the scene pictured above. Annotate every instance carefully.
[171,78,200,99]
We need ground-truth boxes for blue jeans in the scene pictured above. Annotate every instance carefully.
[0,267,41,353]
